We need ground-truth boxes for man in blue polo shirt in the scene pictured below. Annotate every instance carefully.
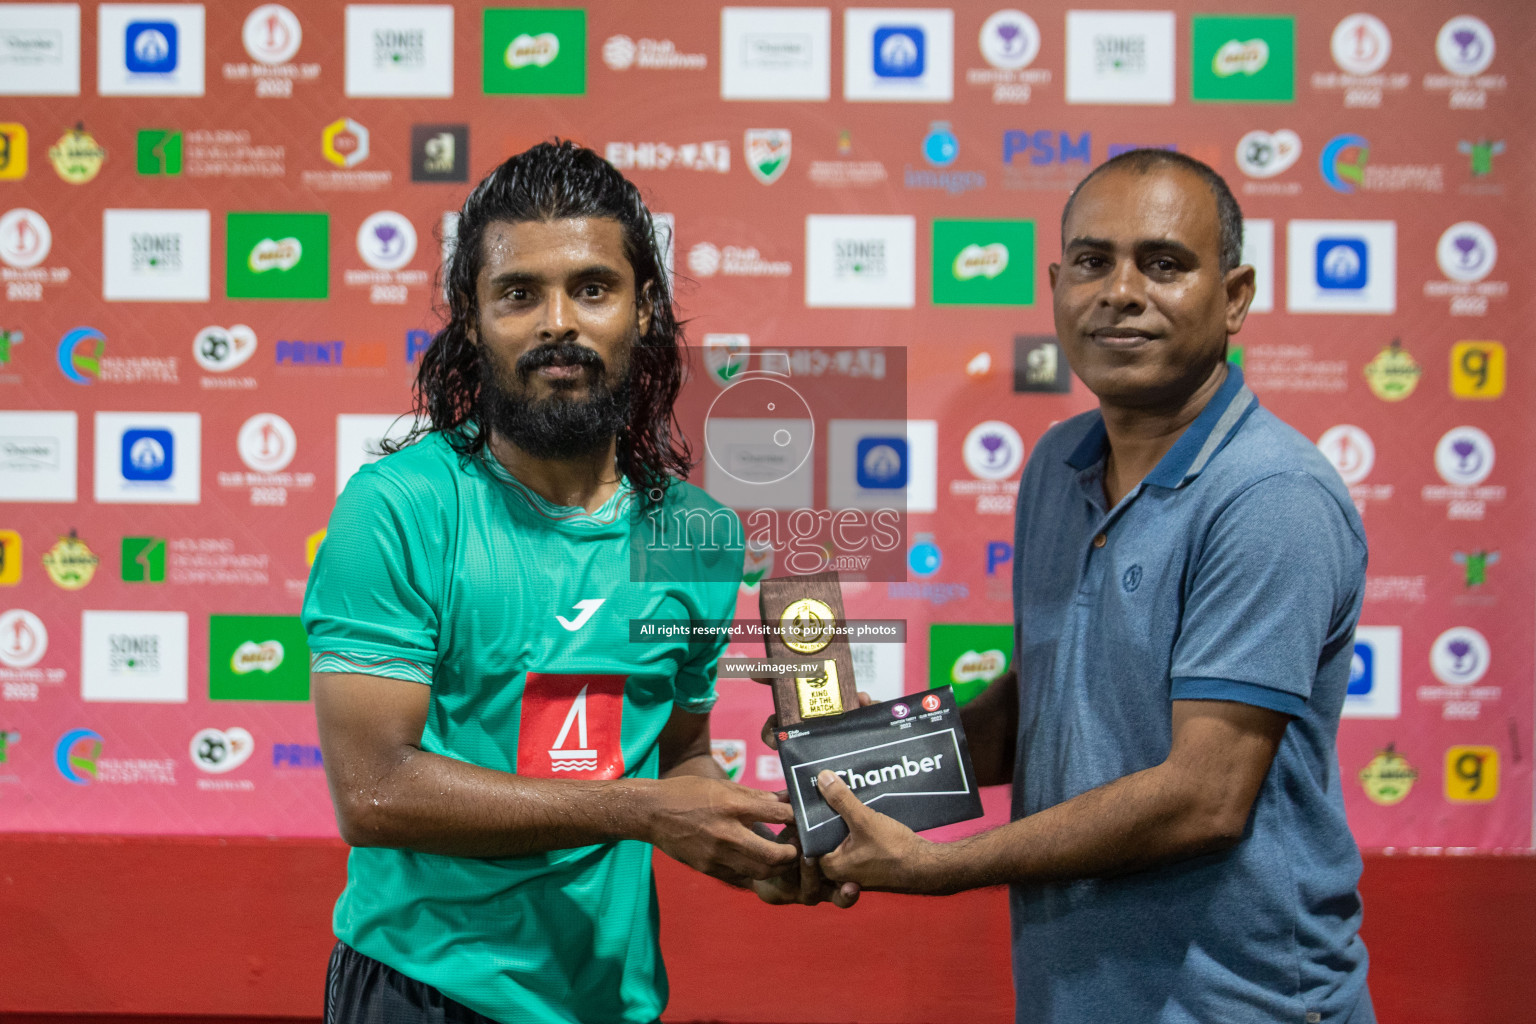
[813,149,1374,1022]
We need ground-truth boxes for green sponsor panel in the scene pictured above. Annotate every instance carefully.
[225,212,329,300]
[121,536,165,582]
[1191,15,1295,103]
[931,219,1035,307]
[483,8,586,95]
[209,614,311,701]
[136,129,182,174]
[928,623,1014,705]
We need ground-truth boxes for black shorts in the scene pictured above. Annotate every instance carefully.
[324,941,502,1024]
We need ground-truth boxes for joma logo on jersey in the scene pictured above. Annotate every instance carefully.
[517,673,625,779]
[556,598,604,631]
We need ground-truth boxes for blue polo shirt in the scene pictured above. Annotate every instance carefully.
[1009,366,1374,1024]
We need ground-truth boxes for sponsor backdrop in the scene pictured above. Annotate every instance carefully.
[0,1,1529,851]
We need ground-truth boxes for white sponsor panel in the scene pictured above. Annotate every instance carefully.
[827,419,936,513]
[850,639,904,702]
[1241,218,1273,313]
[804,214,915,308]
[344,3,454,97]
[720,6,831,100]
[0,410,77,502]
[335,413,415,494]
[843,7,954,102]
[81,609,189,703]
[0,3,81,95]
[1343,625,1401,719]
[94,411,200,504]
[1064,10,1174,105]
[1285,220,1396,315]
[97,3,206,96]
[102,209,211,301]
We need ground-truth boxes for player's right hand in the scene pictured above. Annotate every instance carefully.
[645,775,799,884]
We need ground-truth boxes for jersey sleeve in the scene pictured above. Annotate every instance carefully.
[302,466,441,686]
[1170,472,1366,716]
[667,505,744,714]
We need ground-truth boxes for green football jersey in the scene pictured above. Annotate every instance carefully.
[302,432,741,1023]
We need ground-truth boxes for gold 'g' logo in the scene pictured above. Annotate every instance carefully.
[780,597,834,654]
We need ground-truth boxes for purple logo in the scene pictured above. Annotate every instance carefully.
[891,702,910,719]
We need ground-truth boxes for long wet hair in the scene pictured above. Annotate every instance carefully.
[391,140,691,504]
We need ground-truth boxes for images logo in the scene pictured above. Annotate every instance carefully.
[56,327,104,384]
[410,123,468,183]
[55,728,102,784]
[1435,222,1496,283]
[0,530,19,586]
[483,8,586,95]
[125,20,177,74]
[1444,746,1498,803]
[908,533,941,578]
[209,615,310,701]
[1331,14,1390,75]
[121,536,166,583]
[0,208,51,268]
[922,121,957,167]
[0,123,27,180]
[0,608,47,668]
[322,118,369,168]
[244,4,302,65]
[1449,341,1504,400]
[1434,426,1494,486]
[226,212,328,299]
[744,129,791,184]
[932,220,1033,306]
[136,129,182,174]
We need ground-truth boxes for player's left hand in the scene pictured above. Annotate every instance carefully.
[751,800,861,908]
[815,770,942,893]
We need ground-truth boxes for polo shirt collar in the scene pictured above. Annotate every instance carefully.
[1064,364,1258,489]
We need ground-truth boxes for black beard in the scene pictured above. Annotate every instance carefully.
[480,339,633,460]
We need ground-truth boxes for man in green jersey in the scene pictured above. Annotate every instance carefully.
[304,141,851,1024]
